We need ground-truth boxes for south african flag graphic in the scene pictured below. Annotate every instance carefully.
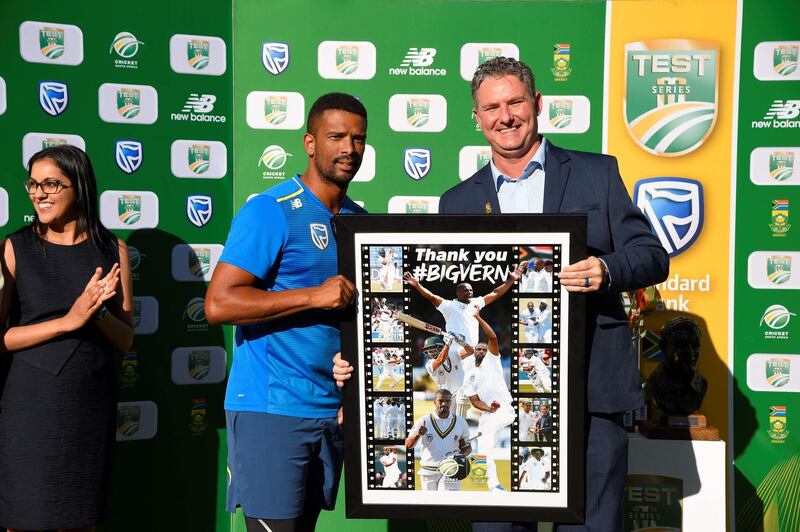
[625,40,719,157]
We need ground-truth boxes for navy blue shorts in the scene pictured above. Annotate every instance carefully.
[225,410,343,519]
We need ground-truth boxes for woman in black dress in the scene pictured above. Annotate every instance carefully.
[0,145,133,531]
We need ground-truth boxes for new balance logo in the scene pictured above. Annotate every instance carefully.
[171,93,226,123]
[400,48,436,67]
[182,93,216,113]
[389,47,446,77]
[753,100,800,129]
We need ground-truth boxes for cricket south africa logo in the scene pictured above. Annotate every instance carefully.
[634,177,704,257]
[259,145,291,180]
[761,304,795,337]
[262,42,289,75]
[624,39,719,156]
[110,32,143,58]
[38,81,68,116]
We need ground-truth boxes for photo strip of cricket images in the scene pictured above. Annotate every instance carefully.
[362,243,562,494]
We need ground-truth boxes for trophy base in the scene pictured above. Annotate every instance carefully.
[639,420,720,441]
[665,413,707,427]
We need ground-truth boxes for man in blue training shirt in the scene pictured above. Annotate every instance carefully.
[206,92,368,532]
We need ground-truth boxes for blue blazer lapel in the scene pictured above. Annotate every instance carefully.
[543,142,571,214]
[472,163,501,214]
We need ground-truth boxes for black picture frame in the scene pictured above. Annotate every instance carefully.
[334,214,586,523]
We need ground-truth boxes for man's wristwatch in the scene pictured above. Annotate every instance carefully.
[95,306,109,321]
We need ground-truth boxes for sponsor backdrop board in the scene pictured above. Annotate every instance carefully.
[0,1,233,531]
[232,0,606,213]
[733,2,800,532]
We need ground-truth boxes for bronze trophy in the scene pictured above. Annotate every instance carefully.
[640,316,719,440]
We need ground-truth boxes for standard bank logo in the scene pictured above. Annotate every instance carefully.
[754,42,800,81]
[388,196,439,214]
[538,96,590,134]
[246,91,305,129]
[353,145,376,183]
[747,354,800,393]
[171,140,227,179]
[115,140,143,174]
[171,347,227,385]
[99,83,158,124]
[0,188,8,227]
[20,21,84,65]
[262,42,290,75]
[310,224,329,250]
[0,76,6,116]
[388,94,447,132]
[753,100,800,129]
[624,39,718,156]
[116,401,158,441]
[403,148,432,181]
[459,43,519,81]
[634,177,704,258]
[169,34,226,75]
[132,296,158,335]
[458,146,492,180]
[172,244,224,282]
[748,252,800,289]
[389,48,446,77]
[171,93,226,123]
[100,190,159,230]
[39,81,68,116]
[750,147,800,185]
[22,132,86,168]
[318,41,376,80]
[186,195,213,227]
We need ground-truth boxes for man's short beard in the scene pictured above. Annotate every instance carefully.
[315,155,360,188]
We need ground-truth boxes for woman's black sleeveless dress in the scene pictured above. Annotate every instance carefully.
[0,227,118,529]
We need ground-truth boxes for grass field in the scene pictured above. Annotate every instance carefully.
[370,279,403,292]
[373,375,405,392]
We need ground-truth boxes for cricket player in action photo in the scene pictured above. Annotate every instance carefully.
[406,389,472,491]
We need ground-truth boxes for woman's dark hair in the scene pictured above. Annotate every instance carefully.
[27,145,117,258]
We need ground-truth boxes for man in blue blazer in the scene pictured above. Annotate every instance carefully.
[440,57,669,532]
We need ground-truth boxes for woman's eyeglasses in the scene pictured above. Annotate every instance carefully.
[24,179,72,194]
